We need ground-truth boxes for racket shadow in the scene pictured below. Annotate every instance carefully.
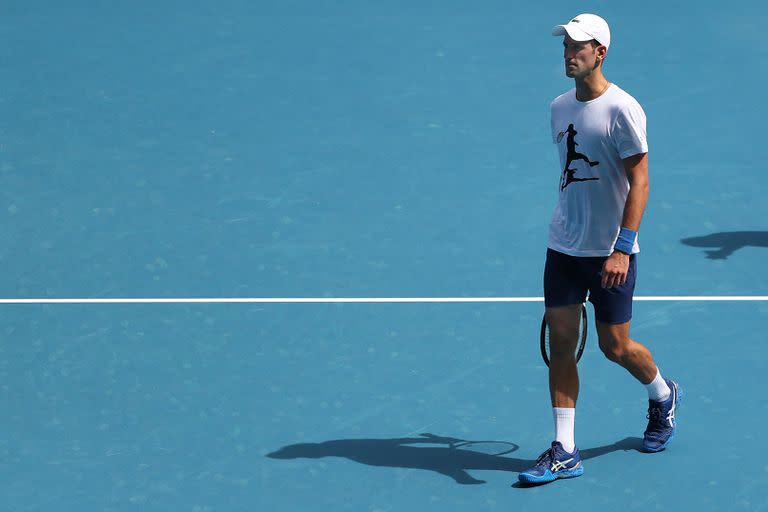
[267,433,642,485]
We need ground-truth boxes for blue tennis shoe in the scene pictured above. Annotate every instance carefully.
[518,441,583,485]
[643,378,682,452]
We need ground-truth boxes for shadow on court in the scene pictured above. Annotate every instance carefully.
[267,433,642,485]
[681,231,768,259]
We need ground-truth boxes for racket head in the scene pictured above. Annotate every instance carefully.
[540,303,588,367]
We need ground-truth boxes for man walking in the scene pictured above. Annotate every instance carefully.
[518,13,682,485]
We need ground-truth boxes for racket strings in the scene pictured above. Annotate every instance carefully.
[541,304,588,366]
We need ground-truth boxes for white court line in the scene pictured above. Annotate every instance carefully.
[0,296,766,304]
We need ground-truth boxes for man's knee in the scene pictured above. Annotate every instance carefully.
[597,323,631,363]
[549,335,579,361]
[598,338,624,362]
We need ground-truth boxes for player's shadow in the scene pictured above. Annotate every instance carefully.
[267,433,642,485]
[681,231,768,259]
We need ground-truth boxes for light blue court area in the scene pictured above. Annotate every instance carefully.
[3,0,768,299]
[1,301,768,510]
[2,0,768,510]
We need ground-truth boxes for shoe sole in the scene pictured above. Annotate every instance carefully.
[518,466,584,485]
[643,381,683,453]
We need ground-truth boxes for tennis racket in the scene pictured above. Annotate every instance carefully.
[540,303,588,366]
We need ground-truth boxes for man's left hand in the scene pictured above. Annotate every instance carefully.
[601,251,630,288]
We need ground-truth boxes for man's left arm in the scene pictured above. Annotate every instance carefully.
[601,152,649,288]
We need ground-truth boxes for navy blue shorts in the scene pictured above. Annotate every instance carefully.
[543,248,637,324]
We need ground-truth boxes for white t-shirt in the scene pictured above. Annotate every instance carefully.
[548,84,648,257]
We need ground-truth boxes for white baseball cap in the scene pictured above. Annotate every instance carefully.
[552,13,611,48]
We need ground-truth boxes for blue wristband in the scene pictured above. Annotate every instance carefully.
[614,227,637,255]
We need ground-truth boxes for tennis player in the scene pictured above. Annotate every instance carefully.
[518,14,681,485]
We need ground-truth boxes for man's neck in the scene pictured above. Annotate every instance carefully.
[574,71,610,102]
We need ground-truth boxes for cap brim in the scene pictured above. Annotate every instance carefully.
[551,24,593,42]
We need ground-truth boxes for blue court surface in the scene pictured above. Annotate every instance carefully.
[2,1,768,511]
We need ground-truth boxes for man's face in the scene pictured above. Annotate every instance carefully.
[562,35,604,78]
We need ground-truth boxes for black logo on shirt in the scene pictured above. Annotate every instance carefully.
[560,123,600,190]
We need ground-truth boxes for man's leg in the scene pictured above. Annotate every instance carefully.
[596,320,681,452]
[547,305,583,408]
[518,252,586,484]
[589,254,681,452]
[595,320,657,384]
[519,304,585,485]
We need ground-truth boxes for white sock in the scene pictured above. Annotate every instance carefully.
[553,407,576,453]
[645,368,671,402]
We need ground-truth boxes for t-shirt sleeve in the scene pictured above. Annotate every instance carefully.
[611,99,648,158]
